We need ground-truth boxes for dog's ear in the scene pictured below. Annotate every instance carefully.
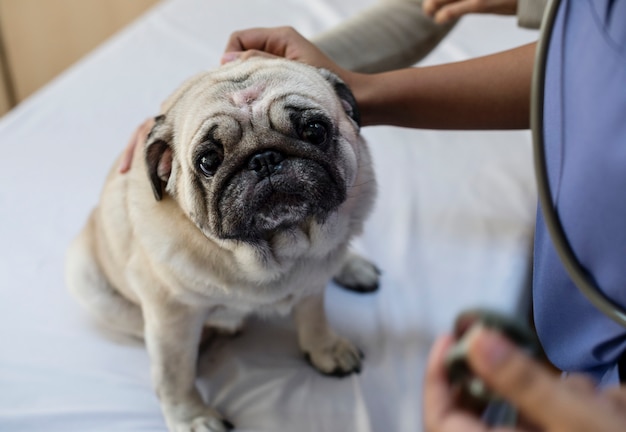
[145,114,173,201]
[318,68,361,128]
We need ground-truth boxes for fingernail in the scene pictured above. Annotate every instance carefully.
[471,327,514,369]
[221,52,240,64]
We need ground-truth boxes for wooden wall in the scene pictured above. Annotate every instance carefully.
[0,0,160,116]
[0,52,11,114]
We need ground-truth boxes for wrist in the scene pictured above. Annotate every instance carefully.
[342,71,379,127]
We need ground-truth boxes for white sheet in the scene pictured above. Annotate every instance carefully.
[0,1,538,431]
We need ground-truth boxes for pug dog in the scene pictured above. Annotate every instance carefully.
[65,57,378,432]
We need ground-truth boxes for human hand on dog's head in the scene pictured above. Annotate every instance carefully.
[222,26,346,77]
[221,26,382,127]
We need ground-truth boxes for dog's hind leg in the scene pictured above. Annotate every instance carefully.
[65,217,144,339]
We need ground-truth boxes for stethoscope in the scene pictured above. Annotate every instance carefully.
[532,0,626,327]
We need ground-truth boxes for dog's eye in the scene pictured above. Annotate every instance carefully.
[197,151,222,177]
[300,121,328,146]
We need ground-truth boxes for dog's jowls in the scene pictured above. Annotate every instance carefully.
[65,57,378,432]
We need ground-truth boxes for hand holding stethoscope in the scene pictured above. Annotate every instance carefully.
[424,325,626,432]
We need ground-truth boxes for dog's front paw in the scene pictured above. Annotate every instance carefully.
[166,410,234,432]
[333,252,380,293]
[305,337,363,377]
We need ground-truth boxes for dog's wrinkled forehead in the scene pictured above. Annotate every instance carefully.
[166,58,346,149]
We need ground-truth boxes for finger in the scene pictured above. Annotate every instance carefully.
[602,386,626,411]
[223,27,267,53]
[422,0,458,16]
[466,327,595,429]
[433,1,480,23]
[119,128,141,173]
[562,373,597,394]
[119,118,154,173]
[423,335,457,425]
[423,336,492,432]
[433,0,517,23]
[220,51,241,64]
[223,27,282,55]
[221,50,279,65]
[583,384,626,431]
[223,26,297,58]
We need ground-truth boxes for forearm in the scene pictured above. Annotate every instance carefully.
[345,42,536,129]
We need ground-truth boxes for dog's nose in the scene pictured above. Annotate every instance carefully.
[247,150,285,177]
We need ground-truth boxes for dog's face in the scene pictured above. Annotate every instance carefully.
[145,58,365,244]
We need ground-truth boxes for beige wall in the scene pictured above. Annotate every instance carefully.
[0,0,159,116]
[0,54,10,115]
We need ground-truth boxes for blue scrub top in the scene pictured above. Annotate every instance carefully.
[533,0,626,386]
